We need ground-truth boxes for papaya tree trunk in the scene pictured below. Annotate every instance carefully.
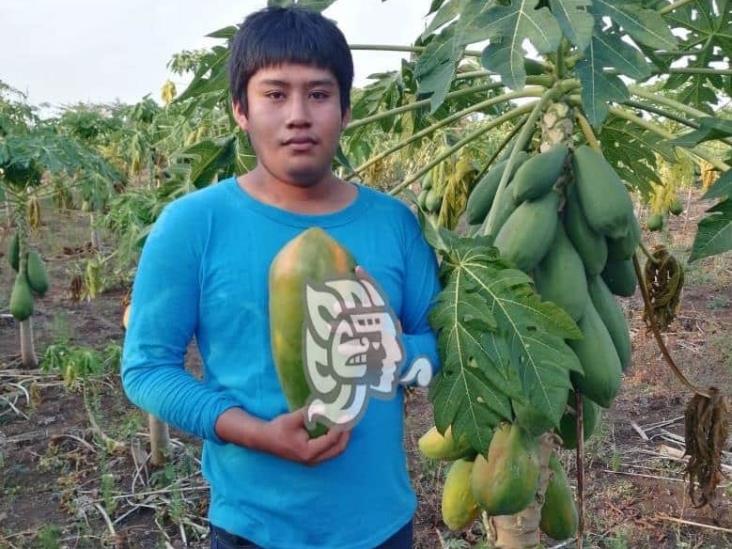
[90,212,101,249]
[488,433,557,548]
[148,414,170,466]
[20,318,38,369]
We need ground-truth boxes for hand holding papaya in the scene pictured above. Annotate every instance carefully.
[215,406,351,465]
[260,407,351,465]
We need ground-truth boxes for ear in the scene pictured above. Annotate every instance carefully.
[232,100,249,132]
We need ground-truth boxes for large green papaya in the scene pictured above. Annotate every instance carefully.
[418,426,476,461]
[7,232,19,271]
[269,227,357,436]
[573,145,634,239]
[588,276,631,371]
[485,182,520,239]
[563,184,607,276]
[442,459,480,531]
[557,391,600,449]
[601,259,637,297]
[607,214,641,261]
[10,271,33,321]
[512,144,569,203]
[569,301,623,408]
[533,225,589,322]
[26,250,49,297]
[540,454,578,540]
[494,191,560,272]
[470,423,540,516]
[466,152,529,224]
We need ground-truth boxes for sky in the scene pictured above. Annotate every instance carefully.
[1,0,433,112]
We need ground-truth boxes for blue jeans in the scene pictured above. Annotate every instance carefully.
[209,519,413,549]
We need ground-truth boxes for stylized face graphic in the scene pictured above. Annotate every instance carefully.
[302,275,405,429]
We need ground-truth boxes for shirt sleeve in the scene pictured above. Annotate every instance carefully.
[399,224,443,386]
[121,201,240,445]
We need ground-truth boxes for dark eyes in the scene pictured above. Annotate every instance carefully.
[265,91,330,101]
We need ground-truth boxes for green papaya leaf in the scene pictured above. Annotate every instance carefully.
[668,118,732,148]
[428,235,583,452]
[703,170,732,201]
[593,0,677,50]
[689,198,732,263]
[548,0,594,51]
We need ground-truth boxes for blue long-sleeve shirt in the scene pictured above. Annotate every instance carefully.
[121,176,442,548]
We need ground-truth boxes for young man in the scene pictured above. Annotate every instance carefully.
[122,6,442,548]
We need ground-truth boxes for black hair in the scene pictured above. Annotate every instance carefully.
[228,6,354,116]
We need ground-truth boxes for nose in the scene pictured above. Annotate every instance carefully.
[286,93,311,128]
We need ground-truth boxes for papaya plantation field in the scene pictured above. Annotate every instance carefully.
[0,186,728,548]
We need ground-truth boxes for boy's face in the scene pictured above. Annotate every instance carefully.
[233,62,351,187]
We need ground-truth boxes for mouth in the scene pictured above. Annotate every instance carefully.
[283,136,318,150]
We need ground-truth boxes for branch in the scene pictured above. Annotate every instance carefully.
[348,43,484,58]
[346,82,503,131]
[631,254,708,397]
[481,86,559,236]
[628,85,717,123]
[608,106,730,172]
[347,87,546,181]
[386,103,536,197]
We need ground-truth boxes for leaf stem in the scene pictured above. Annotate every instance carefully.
[346,82,503,131]
[480,86,558,236]
[347,87,546,181]
[628,85,718,122]
[348,43,484,58]
[631,253,709,397]
[638,240,658,264]
[608,107,730,172]
[576,111,601,151]
[386,103,536,197]
[659,0,697,14]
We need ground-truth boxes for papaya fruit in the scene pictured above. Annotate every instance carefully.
[669,199,683,216]
[418,426,476,461]
[606,214,641,261]
[563,184,607,276]
[442,459,480,531]
[466,151,529,225]
[569,301,623,408]
[540,454,578,540]
[269,227,357,436]
[422,171,433,191]
[557,391,600,449]
[7,232,19,271]
[425,188,442,213]
[10,271,33,321]
[494,191,560,272]
[470,423,540,516]
[417,188,429,211]
[512,144,569,203]
[485,182,520,239]
[524,58,547,76]
[533,225,589,322]
[601,259,637,298]
[588,276,631,371]
[26,250,49,297]
[573,145,634,239]
[647,213,664,231]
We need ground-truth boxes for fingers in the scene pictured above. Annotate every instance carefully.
[307,429,351,465]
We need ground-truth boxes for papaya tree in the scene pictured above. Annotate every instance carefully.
[0,88,118,368]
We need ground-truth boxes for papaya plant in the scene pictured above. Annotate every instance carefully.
[0,90,118,368]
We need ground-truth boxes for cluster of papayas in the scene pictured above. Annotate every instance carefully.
[7,232,50,321]
[465,142,636,440]
[421,421,576,539]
